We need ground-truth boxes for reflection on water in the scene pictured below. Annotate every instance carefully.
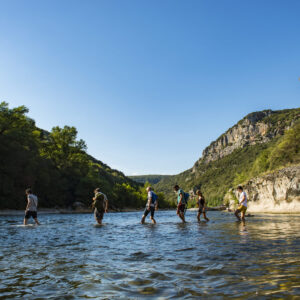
[0,211,300,299]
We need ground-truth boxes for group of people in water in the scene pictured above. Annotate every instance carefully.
[23,184,248,225]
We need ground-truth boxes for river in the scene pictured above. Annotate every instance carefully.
[0,210,300,299]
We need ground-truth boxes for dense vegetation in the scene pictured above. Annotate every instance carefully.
[0,102,171,210]
[154,109,300,207]
[1,103,298,210]
[129,175,170,184]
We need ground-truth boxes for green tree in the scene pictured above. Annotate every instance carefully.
[0,102,144,210]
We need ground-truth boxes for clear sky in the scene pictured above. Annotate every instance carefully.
[0,0,299,175]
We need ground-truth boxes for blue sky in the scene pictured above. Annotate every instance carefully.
[0,0,299,175]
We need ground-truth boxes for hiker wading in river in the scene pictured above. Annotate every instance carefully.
[141,187,158,224]
[234,185,247,222]
[24,188,40,225]
[174,185,189,223]
[92,188,108,225]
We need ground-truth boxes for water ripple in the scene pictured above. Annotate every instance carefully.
[1,211,300,298]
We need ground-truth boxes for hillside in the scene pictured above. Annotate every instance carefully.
[129,175,170,185]
[0,102,151,210]
[154,108,300,207]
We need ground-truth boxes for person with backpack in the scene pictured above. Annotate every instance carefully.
[92,188,108,225]
[174,185,189,223]
[24,188,40,225]
[141,186,158,224]
[196,190,209,222]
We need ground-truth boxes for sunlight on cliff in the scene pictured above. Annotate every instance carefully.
[248,199,300,213]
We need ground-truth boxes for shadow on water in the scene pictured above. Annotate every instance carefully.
[0,211,300,298]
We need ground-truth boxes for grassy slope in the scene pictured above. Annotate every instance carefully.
[155,108,300,207]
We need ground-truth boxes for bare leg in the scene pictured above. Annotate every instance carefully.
[23,218,28,225]
[34,218,40,225]
[95,214,103,225]
[197,212,200,222]
[179,212,186,223]
[94,209,104,225]
[203,212,209,221]
[234,209,241,221]
[141,215,146,224]
[241,211,246,222]
[150,216,156,224]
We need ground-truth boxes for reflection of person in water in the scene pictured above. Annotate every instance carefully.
[237,220,248,241]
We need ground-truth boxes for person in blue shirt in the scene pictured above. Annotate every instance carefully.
[174,185,186,223]
[141,186,158,224]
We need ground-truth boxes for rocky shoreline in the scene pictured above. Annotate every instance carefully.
[0,208,145,215]
[0,206,228,215]
[224,165,300,213]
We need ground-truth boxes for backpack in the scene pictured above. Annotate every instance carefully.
[151,192,158,204]
[183,192,190,204]
[94,193,105,211]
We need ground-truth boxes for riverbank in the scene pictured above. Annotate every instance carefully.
[0,206,227,215]
[187,206,227,211]
[0,208,144,215]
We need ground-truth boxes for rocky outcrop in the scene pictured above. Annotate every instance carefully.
[192,110,298,171]
[225,165,300,213]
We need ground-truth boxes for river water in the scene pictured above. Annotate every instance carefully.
[0,211,300,299]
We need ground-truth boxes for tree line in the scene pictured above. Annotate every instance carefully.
[0,102,172,210]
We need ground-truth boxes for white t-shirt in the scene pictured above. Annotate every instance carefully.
[27,194,38,211]
[147,191,156,207]
[239,191,247,207]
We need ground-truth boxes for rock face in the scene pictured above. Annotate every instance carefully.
[226,165,300,213]
[192,110,296,170]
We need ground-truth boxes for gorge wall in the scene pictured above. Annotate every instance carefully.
[192,109,299,171]
[226,165,300,213]
[155,108,300,209]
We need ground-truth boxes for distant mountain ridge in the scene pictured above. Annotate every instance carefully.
[129,175,170,185]
[154,108,300,207]
[195,109,299,167]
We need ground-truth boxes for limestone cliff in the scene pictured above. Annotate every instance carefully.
[225,165,300,213]
[193,109,299,171]
[154,108,300,207]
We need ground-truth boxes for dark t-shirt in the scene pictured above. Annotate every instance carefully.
[93,193,106,212]
[198,197,205,207]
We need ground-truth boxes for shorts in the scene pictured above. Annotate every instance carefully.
[143,206,155,218]
[177,204,185,213]
[198,205,204,213]
[25,211,37,219]
[94,208,104,221]
[237,205,247,213]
